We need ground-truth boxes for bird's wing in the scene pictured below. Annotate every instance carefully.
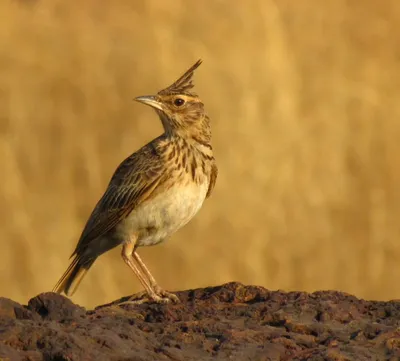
[72,142,165,257]
[206,161,218,198]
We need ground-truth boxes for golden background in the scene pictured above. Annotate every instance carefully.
[1,0,399,308]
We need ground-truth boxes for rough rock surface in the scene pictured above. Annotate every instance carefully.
[0,282,400,360]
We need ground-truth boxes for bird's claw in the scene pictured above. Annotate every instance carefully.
[118,289,179,306]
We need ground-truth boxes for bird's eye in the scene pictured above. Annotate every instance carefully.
[174,98,185,107]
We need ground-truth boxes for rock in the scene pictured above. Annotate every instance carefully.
[27,292,85,321]
[0,282,399,360]
[0,297,38,321]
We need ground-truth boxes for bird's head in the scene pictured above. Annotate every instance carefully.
[135,60,211,143]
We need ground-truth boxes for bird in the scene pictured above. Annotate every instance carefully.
[53,60,218,304]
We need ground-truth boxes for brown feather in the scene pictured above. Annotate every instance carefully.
[71,141,166,259]
[53,256,89,296]
[158,59,202,95]
[206,162,218,198]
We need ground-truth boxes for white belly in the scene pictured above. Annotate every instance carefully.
[117,181,209,247]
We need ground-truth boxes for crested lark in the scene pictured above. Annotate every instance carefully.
[53,60,217,304]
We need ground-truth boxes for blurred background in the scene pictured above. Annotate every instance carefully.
[0,0,399,308]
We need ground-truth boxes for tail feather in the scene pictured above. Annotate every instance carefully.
[53,256,94,296]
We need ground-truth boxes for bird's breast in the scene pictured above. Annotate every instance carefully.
[117,179,209,247]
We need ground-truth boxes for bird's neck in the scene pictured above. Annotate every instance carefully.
[158,112,213,151]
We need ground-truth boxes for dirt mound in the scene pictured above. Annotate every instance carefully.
[0,282,399,360]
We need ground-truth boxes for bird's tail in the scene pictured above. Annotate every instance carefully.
[53,255,95,296]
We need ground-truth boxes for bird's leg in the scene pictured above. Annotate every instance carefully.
[119,241,163,305]
[132,251,179,303]
[131,251,158,288]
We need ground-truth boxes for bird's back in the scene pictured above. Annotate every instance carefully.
[71,136,168,257]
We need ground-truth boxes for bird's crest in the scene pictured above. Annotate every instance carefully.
[158,59,202,96]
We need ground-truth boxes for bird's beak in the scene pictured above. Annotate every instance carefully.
[134,95,163,111]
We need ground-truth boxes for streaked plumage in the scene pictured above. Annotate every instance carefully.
[53,60,217,304]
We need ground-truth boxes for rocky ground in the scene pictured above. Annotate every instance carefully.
[0,282,400,360]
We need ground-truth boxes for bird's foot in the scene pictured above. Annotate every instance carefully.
[154,288,180,303]
[118,289,179,306]
[118,290,147,305]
